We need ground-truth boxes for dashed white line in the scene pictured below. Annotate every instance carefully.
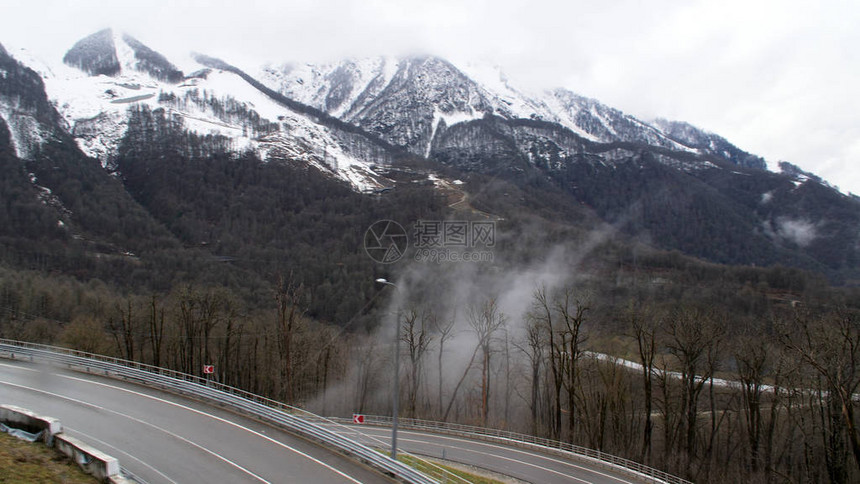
[0,379,272,483]
[0,361,365,484]
[349,427,640,484]
[57,374,364,484]
[0,361,38,371]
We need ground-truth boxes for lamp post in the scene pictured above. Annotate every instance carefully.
[375,278,401,460]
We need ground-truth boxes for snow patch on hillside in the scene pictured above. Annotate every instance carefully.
[457,61,550,121]
[12,46,383,191]
[0,105,51,160]
[113,31,137,72]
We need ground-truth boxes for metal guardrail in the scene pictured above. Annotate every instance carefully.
[0,339,436,484]
[328,415,691,484]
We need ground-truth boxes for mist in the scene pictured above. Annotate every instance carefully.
[303,217,621,427]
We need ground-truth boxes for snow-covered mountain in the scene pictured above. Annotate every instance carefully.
[4,29,387,191]
[259,56,765,170]
[2,30,773,192]
[3,30,859,282]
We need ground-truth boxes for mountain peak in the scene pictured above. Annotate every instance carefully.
[63,29,182,82]
[120,33,183,82]
[63,28,120,76]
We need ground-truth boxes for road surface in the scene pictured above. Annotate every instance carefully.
[325,424,649,484]
[1,356,652,484]
[0,359,393,484]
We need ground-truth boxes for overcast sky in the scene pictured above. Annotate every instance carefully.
[3,0,859,195]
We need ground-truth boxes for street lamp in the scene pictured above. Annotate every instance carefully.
[375,278,401,460]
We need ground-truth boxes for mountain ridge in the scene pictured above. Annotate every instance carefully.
[1,30,858,283]
[260,55,767,171]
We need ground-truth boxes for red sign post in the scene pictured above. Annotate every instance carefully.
[203,365,215,374]
[352,414,365,424]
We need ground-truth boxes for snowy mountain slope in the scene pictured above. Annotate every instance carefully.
[651,118,765,170]
[541,88,697,153]
[262,56,497,157]
[10,30,387,191]
[259,56,760,166]
[3,32,860,282]
[0,42,186,262]
[261,57,399,119]
[0,44,62,160]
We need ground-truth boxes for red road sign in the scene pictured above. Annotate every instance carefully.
[353,414,365,424]
[203,365,215,374]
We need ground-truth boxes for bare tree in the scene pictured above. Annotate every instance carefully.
[275,275,305,403]
[148,295,165,367]
[532,285,564,439]
[401,307,434,417]
[516,314,544,435]
[109,298,137,361]
[557,289,588,443]
[353,334,380,414]
[433,309,456,418]
[781,308,860,477]
[664,306,724,478]
[734,325,772,474]
[442,341,479,422]
[467,297,506,427]
[627,301,659,464]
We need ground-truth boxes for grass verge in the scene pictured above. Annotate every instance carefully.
[379,449,508,484]
[0,431,98,484]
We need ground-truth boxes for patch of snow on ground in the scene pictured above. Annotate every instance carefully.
[630,118,697,153]
[591,105,618,138]
[539,93,600,141]
[10,49,391,192]
[0,105,50,159]
[456,60,548,121]
[330,58,389,119]
[426,106,483,157]
[765,157,781,173]
[113,32,138,72]
[258,62,326,108]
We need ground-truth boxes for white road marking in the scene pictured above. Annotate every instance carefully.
[0,360,365,484]
[0,361,39,371]
[0,379,272,483]
[350,427,640,484]
[396,436,593,483]
[65,426,180,484]
[57,374,364,484]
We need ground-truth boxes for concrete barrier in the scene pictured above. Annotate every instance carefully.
[0,404,62,443]
[54,433,121,481]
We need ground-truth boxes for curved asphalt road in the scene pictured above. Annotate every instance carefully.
[0,359,394,484]
[1,357,651,484]
[325,425,648,484]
